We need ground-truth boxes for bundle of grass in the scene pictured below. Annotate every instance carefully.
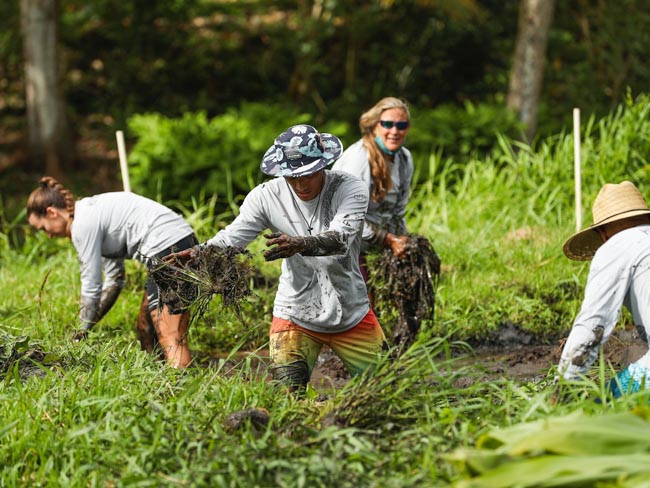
[150,245,253,322]
[320,337,467,430]
[368,235,441,352]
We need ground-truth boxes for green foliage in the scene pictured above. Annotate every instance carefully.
[126,99,522,205]
[542,0,650,135]
[450,409,650,487]
[407,101,523,173]
[127,102,312,203]
[410,93,650,341]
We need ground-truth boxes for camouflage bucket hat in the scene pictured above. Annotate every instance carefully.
[260,124,343,177]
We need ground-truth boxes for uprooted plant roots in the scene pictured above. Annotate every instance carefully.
[368,235,441,353]
[150,245,253,322]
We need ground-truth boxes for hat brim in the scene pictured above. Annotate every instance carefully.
[563,209,650,260]
[260,133,343,177]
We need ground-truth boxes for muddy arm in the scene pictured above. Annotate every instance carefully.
[264,231,347,261]
[364,221,388,247]
[78,284,122,331]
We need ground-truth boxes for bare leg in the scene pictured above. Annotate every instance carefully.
[150,306,192,368]
[135,292,160,354]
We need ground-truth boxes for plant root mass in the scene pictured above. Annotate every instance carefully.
[369,235,441,351]
[150,245,253,318]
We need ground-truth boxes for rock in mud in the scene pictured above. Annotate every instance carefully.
[224,407,270,434]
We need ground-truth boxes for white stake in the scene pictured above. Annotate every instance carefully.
[573,108,582,232]
[116,130,131,192]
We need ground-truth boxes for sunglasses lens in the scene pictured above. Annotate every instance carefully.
[379,120,409,130]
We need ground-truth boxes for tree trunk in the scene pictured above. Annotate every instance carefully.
[20,0,70,176]
[506,0,555,142]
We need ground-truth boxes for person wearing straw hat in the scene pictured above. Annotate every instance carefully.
[558,181,650,396]
[26,177,198,368]
[169,124,386,391]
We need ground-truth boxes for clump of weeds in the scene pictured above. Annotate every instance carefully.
[150,245,253,324]
[369,235,441,353]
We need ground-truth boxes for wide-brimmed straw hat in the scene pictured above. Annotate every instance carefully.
[563,181,650,261]
[260,124,343,177]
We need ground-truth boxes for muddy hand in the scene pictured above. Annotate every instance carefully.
[264,232,307,261]
[386,233,409,258]
[164,246,198,265]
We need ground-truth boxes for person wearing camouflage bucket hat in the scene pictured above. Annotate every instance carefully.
[168,124,387,392]
[260,124,343,178]
[556,181,650,399]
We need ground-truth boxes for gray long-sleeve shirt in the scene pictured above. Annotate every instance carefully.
[206,170,370,333]
[332,139,413,250]
[71,192,194,312]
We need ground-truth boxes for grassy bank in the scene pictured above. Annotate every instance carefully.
[2,95,650,486]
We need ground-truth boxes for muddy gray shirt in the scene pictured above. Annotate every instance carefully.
[332,139,413,251]
[72,192,194,306]
[559,226,650,380]
[206,170,370,333]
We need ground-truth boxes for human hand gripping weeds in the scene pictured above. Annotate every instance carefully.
[163,245,201,265]
[385,233,409,258]
[264,232,307,261]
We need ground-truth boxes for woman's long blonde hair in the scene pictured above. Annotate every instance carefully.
[27,176,76,217]
[359,97,410,202]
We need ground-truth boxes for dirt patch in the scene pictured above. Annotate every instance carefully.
[458,324,648,384]
[468,321,537,350]
[314,326,646,388]
[196,322,648,391]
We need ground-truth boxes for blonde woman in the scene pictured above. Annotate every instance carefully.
[27,177,197,368]
[332,97,413,275]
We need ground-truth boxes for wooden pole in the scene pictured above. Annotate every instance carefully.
[116,130,131,192]
[573,108,582,232]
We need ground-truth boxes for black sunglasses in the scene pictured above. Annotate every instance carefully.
[379,120,410,130]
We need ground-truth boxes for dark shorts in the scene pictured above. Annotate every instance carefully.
[145,234,198,311]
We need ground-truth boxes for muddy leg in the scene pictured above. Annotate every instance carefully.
[135,293,161,355]
[269,327,321,393]
[150,306,192,368]
[272,361,310,392]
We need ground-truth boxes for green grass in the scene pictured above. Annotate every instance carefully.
[3,95,650,486]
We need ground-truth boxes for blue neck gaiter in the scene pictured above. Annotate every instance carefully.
[375,136,401,156]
